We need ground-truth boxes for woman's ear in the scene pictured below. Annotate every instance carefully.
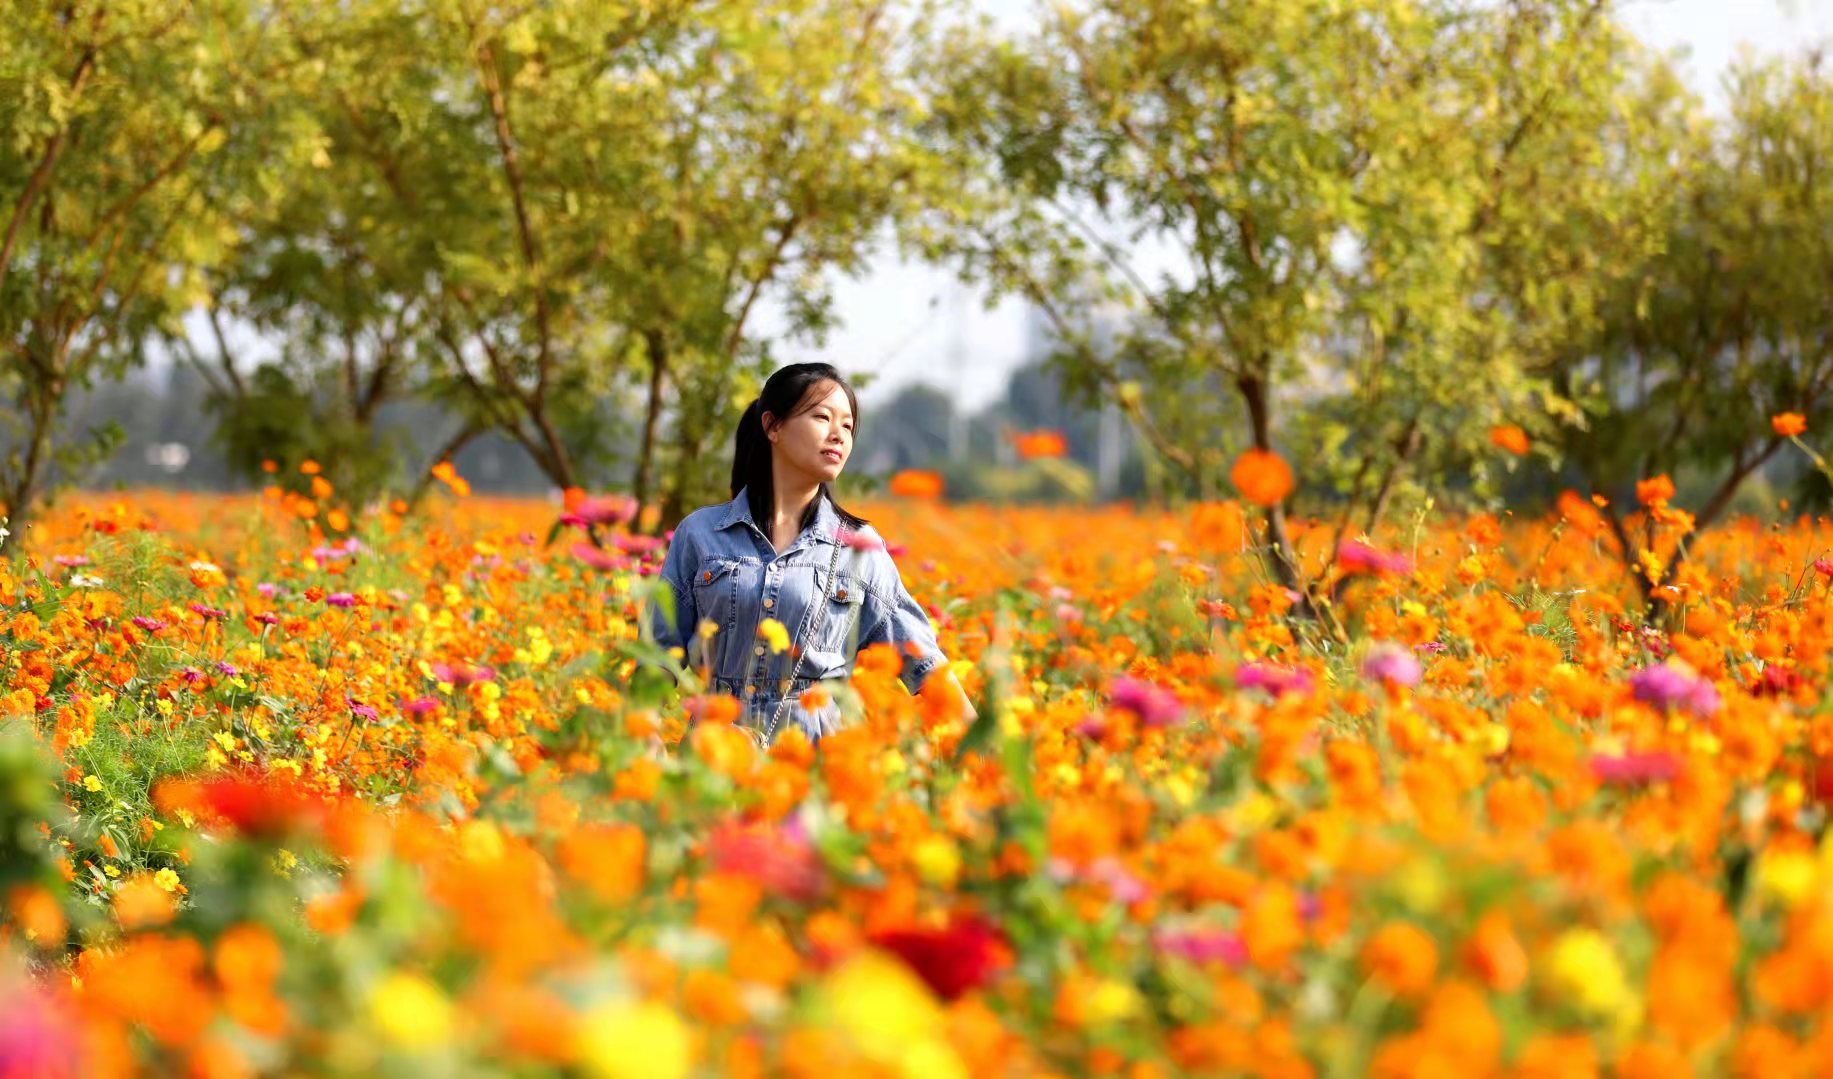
[761,411,778,443]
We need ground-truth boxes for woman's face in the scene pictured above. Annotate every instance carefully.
[767,382,853,484]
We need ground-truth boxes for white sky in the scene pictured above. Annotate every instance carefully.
[791,0,1833,413]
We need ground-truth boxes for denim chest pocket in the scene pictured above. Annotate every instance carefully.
[692,557,743,633]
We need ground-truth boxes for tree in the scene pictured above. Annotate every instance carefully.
[1558,49,1833,607]
[261,0,949,526]
[0,1,281,543]
[911,0,1655,611]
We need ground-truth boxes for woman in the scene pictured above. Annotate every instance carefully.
[649,362,976,745]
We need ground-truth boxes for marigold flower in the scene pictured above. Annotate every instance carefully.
[577,998,693,1079]
[1010,430,1069,459]
[1772,412,1807,437]
[1229,448,1294,507]
[1636,473,1675,506]
[1361,921,1438,997]
[888,469,945,499]
[1488,424,1530,456]
[366,971,453,1051]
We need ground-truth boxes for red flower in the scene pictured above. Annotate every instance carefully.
[154,771,329,841]
[867,914,1008,1000]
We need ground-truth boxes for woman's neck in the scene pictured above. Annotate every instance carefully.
[767,466,821,542]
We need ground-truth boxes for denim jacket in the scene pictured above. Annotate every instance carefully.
[649,487,948,741]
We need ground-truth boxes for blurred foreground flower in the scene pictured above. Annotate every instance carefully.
[867,913,1007,1000]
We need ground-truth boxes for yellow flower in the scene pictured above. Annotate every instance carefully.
[1544,928,1627,1017]
[757,617,790,654]
[821,950,943,1048]
[82,775,103,792]
[153,868,180,892]
[366,971,454,1051]
[1084,978,1144,1024]
[577,998,692,1079]
[911,835,962,887]
[1755,848,1819,909]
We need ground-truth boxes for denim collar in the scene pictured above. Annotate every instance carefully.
[718,486,839,551]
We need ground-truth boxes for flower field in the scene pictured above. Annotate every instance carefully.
[5,488,1833,1077]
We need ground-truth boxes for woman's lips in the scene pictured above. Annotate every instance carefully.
[821,449,843,462]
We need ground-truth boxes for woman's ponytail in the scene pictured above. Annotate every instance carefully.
[731,395,774,527]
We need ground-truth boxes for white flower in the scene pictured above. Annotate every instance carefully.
[69,573,105,588]
[189,560,220,573]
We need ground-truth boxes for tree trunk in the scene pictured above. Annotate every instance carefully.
[633,328,668,514]
[2,391,58,558]
[1235,373,1302,591]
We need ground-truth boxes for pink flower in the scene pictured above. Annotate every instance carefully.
[1235,662,1315,699]
[611,533,663,556]
[836,527,885,552]
[400,696,442,715]
[1154,928,1247,967]
[1816,557,1833,578]
[1591,750,1680,786]
[0,980,81,1077]
[131,616,167,632]
[1629,662,1719,717]
[345,696,378,722]
[324,592,358,608]
[1108,676,1185,729]
[188,603,227,620]
[1361,641,1423,689]
[571,541,624,571]
[428,661,496,687]
[706,819,824,903]
[571,494,639,527]
[1337,539,1412,576]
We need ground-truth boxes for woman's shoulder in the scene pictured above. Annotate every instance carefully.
[672,500,738,540]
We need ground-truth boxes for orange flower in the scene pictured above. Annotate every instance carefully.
[1229,449,1294,507]
[1555,490,1604,538]
[9,884,66,949]
[430,460,472,497]
[1488,424,1530,456]
[1190,501,1248,552]
[1361,921,1438,996]
[1010,430,1069,460]
[888,469,945,499]
[1772,412,1807,437]
[557,824,647,903]
[1635,474,1675,507]
[1463,911,1527,992]
[112,875,175,930]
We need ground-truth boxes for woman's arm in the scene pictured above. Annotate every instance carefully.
[648,526,698,664]
[923,665,978,723]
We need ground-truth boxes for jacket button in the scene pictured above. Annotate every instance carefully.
[754,644,765,656]
[763,597,774,609]
[836,589,846,600]
[702,570,712,581]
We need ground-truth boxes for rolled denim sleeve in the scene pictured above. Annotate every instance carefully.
[649,528,697,660]
[858,555,948,694]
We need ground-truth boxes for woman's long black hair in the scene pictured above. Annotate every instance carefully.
[731,362,870,535]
